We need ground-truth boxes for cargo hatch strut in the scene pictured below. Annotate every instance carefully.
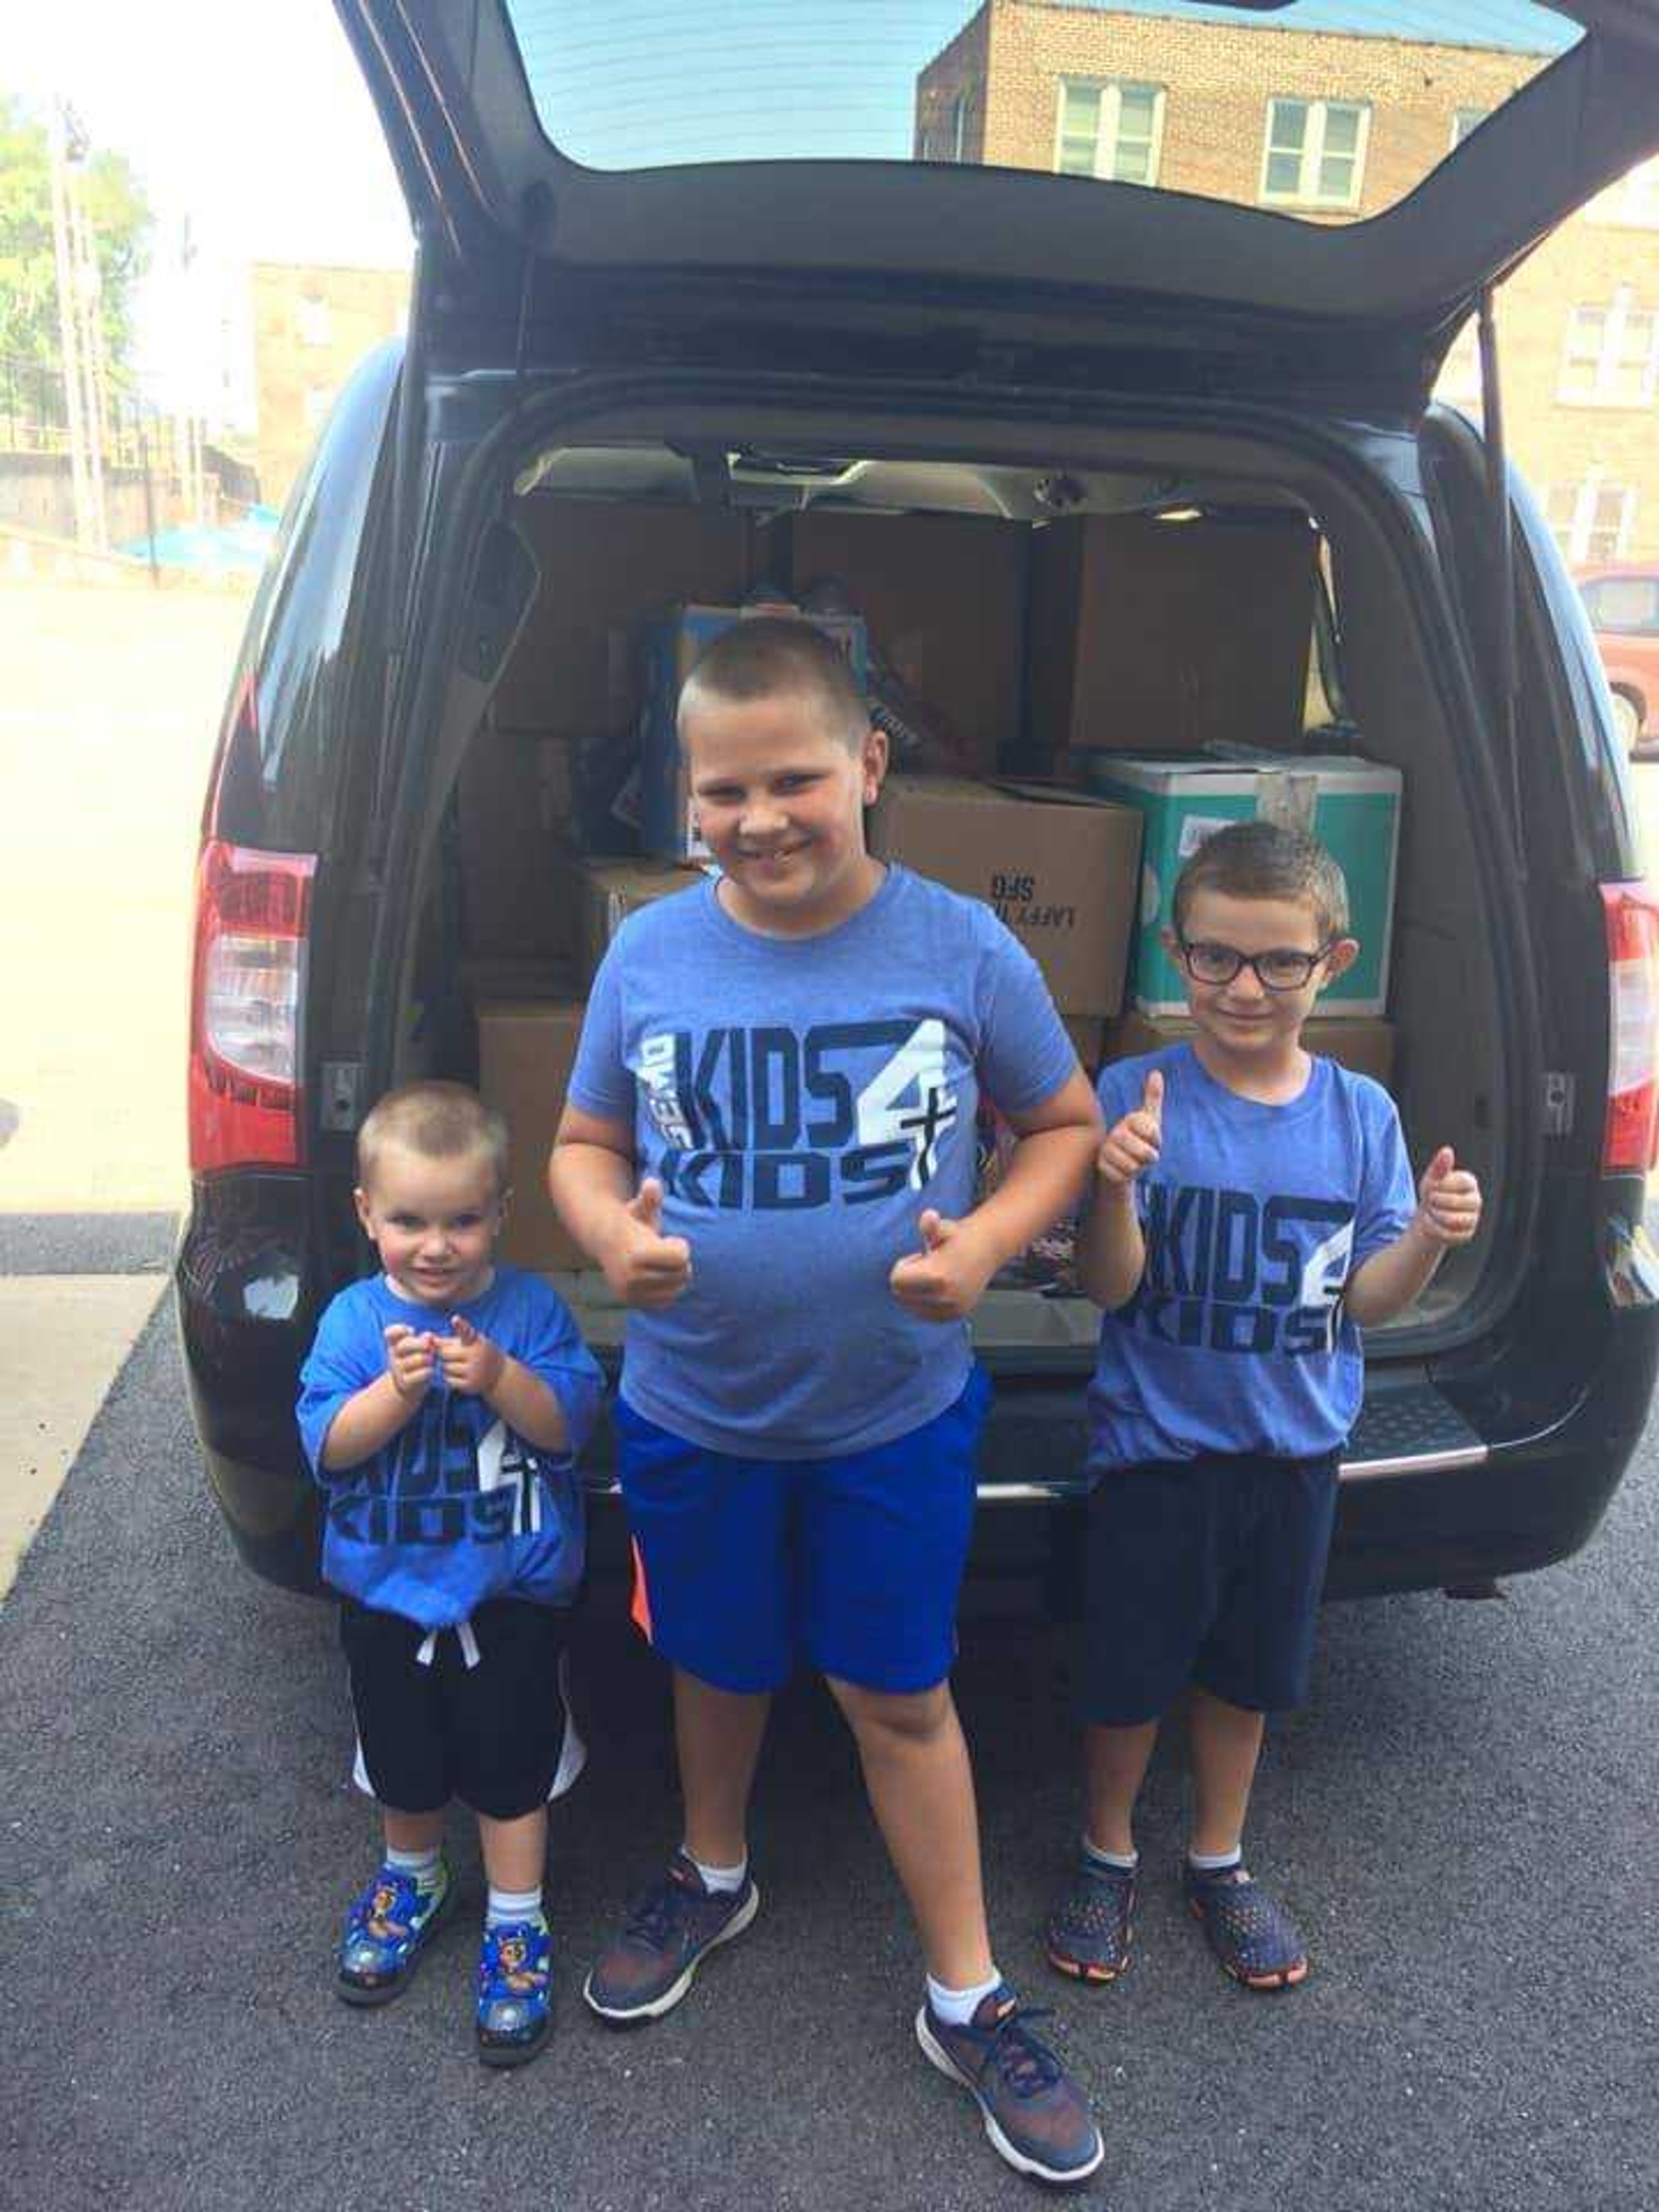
[1477,283,1526,878]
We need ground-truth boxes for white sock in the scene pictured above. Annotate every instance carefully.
[1082,1836,1138,1872]
[927,1968,1002,2026]
[386,1843,444,1891]
[486,1883,545,1929]
[683,1848,747,1895]
[1188,1846,1243,1875]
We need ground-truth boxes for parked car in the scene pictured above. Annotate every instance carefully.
[1578,566,1659,755]
[179,0,1659,1611]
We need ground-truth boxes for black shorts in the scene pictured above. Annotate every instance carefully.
[340,1595,580,1821]
[1084,1450,1339,1726]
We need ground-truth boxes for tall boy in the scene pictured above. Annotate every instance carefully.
[1046,822,1482,1993]
[297,1081,602,2065]
[550,618,1106,2185]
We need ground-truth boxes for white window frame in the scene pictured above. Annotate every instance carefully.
[302,385,336,431]
[1053,78,1166,188]
[1587,154,1659,229]
[1547,476,1636,567]
[946,90,968,164]
[297,298,332,348]
[1259,97,1370,213]
[1558,288,1659,407]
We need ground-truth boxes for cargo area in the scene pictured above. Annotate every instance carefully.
[391,434,1506,1366]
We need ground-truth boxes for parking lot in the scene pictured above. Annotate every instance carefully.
[3,577,1658,2209]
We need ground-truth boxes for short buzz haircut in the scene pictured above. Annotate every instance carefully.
[1173,820,1351,941]
[677,615,869,751]
[356,1080,510,1195]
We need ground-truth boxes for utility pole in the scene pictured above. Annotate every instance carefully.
[47,108,93,547]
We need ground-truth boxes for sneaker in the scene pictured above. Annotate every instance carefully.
[476,1919,554,2067]
[1046,1849,1136,1984]
[583,1851,760,2024]
[1184,1860,1309,1990]
[916,1985,1104,2187]
[336,1859,453,2006]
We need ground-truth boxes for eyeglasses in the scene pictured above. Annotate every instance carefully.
[1177,938,1339,992]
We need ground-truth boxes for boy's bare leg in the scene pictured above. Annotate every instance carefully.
[675,1668,771,1867]
[477,1805,548,1893]
[828,1676,994,1989]
[1081,1719,1160,1856]
[382,1807,445,1855]
[1187,1686,1265,1856]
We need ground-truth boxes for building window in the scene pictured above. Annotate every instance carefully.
[1056,80,1165,186]
[1559,289,1659,406]
[1260,98,1369,210]
[1449,108,1487,150]
[297,298,332,348]
[1547,478,1635,567]
[302,385,336,431]
[1588,154,1659,229]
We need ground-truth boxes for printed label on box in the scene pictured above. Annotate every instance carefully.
[1177,813,1232,861]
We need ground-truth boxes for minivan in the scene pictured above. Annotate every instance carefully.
[178,0,1659,1611]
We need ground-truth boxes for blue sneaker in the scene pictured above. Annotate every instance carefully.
[337,1860,453,2006]
[584,1852,760,2024]
[917,1985,1104,2187]
[476,1919,554,2067]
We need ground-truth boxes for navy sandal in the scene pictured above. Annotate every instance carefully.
[1184,1862,1308,1990]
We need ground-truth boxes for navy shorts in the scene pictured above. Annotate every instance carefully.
[1084,1449,1339,1726]
[613,1368,991,1696]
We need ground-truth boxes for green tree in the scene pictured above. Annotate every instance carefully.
[0,96,153,376]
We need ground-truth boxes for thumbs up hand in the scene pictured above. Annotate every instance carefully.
[1097,1068,1164,1191]
[603,1176,694,1309]
[1414,1147,1483,1247]
[888,1208,996,1323]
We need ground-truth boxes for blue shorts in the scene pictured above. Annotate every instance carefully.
[1085,1449,1339,1725]
[613,1369,991,1696]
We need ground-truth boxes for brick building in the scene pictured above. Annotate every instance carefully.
[251,261,410,509]
[916,2,1659,565]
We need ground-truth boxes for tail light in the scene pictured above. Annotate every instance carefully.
[188,840,317,1171]
[1600,882,1659,1175]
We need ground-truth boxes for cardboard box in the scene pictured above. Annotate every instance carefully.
[458,727,580,959]
[576,856,706,983]
[1028,512,1319,756]
[476,1000,591,1271]
[867,774,1142,1017]
[1106,1007,1396,1088]
[1075,750,1402,1017]
[639,603,868,860]
[1065,1018,1106,1077]
[495,500,747,737]
[775,509,1028,775]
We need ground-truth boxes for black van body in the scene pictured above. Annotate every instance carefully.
[178,0,1659,1603]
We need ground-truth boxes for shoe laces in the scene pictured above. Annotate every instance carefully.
[973,2003,1065,2100]
[623,1869,699,1951]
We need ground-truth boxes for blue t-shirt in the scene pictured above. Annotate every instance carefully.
[567,864,1077,1459]
[1087,1044,1416,1471]
[296,1265,603,1629]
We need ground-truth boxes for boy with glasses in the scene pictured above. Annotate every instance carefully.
[1045,821,1481,1994]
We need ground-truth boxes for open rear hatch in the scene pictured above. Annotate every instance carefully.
[339,0,1659,404]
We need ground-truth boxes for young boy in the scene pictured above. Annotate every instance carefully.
[549,618,1106,2186]
[1046,821,1482,1994]
[296,1081,602,2066]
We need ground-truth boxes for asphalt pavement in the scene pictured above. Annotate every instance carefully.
[3,1218,1657,2212]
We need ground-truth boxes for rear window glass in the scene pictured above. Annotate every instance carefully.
[509,1,1579,221]
[1582,576,1659,633]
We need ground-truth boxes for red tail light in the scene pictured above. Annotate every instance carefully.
[1601,882,1659,1175]
[188,841,317,1171]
